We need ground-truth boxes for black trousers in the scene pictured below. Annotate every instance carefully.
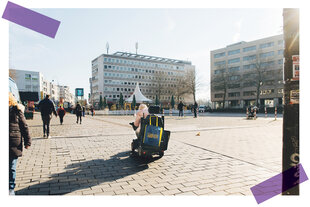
[59,115,64,124]
[194,109,197,117]
[179,110,183,117]
[76,115,82,123]
[41,115,51,136]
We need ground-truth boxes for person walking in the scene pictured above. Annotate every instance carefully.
[178,101,184,117]
[193,101,198,118]
[38,95,57,138]
[75,102,82,124]
[57,105,66,125]
[9,93,31,195]
[82,106,85,117]
[90,106,94,116]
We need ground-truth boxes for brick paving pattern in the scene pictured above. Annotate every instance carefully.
[14,113,282,196]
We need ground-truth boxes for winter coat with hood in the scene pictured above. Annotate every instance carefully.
[9,105,31,158]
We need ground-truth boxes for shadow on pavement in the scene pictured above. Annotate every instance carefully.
[16,151,156,195]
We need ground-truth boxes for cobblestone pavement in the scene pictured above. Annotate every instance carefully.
[14,112,282,196]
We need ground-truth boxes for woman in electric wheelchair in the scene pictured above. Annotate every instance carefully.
[129,105,170,158]
[129,104,149,137]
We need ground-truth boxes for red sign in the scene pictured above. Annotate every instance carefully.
[292,55,299,80]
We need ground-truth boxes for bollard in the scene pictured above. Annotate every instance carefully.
[246,107,249,119]
[254,108,257,120]
[275,107,277,120]
[163,109,165,116]
[265,107,267,118]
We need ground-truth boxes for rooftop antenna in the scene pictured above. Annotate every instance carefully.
[106,42,109,54]
[135,42,138,54]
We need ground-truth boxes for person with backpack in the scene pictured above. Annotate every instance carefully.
[75,102,82,124]
[9,93,31,195]
[38,95,57,138]
[57,105,66,125]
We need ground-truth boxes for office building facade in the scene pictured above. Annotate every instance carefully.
[90,51,195,107]
[10,69,74,104]
[210,34,284,109]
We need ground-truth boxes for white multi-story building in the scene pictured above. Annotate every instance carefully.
[90,51,195,107]
[59,85,75,104]
[10,69,45,100]
[210,34,284,109]
[10,69,74,104]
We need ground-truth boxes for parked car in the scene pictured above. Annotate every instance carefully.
[198,105,206,113]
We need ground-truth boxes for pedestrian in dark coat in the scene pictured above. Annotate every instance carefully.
[9,93,31,195]
[57,106,66,125]
[178,101,184,117]
[38,95,57,138]
[75,103,82,124]
[193,101,198,118]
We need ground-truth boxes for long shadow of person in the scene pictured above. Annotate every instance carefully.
[16,151,157,195]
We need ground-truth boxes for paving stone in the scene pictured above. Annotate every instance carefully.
[15,114,281,196]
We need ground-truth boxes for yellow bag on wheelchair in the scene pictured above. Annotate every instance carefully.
[143,116,163,147]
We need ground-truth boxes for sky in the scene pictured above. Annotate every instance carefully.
[9,8,283,101]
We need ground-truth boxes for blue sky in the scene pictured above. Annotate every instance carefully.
[9,8,283,101]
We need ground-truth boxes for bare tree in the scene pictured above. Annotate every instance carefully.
[152,70,166,102]
[243,50,275,107]
[173,75,187,102]
[183,69,202,103]
[211,64,229,109]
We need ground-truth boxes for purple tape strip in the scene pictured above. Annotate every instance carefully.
[251,164,308,204]
[2,1,60,38]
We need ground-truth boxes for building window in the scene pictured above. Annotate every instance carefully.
[243,81,255,87]
[228,83,240,89]
[278,59,283,65]
[25,74,31,80]
[228,58,240,64]
[214,69,225,74]
[229,75,240,81]
[243,45,256,52]
[214,52,226,58]
[243,91,256,96]
[228,49,240,56]
[228,92,240,97]
[259,42,274,49]
[243,64,256,70]
[261,61,275,68]
[243,55,256,61]
[214,60,226,66]
[260,51,275,58]
[278,50,284,55]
